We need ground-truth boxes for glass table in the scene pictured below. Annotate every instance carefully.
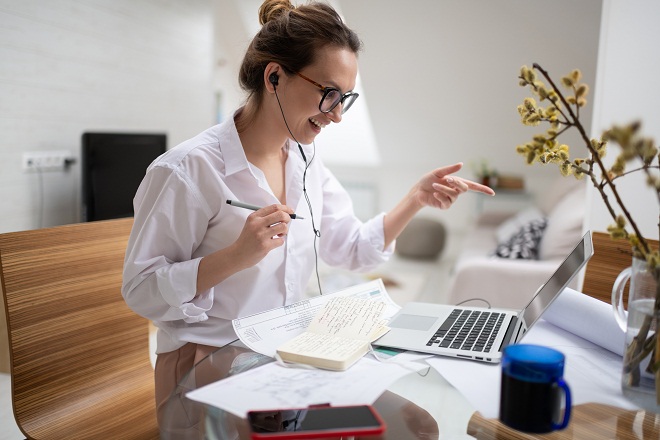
[160,340,660,439]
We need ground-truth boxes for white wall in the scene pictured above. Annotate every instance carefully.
[587,0,660,240]
[332,0,603,231]
[0,0,603,234]
[0,0,215,233]
[212,0,250,124]
[211,0,603,232]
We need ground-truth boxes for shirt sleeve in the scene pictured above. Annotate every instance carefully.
[317,167,394,271]
[122,164,214,323]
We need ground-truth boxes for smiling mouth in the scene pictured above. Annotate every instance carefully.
[309,117,326,129]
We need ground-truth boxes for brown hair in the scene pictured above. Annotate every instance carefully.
[239,0,361,109]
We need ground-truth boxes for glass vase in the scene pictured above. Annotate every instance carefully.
[612,256,660,413]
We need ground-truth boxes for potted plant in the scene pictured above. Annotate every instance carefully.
[515,63,660,410]
[472,158,498,188]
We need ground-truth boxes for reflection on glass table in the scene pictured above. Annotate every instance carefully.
[159,340,475,440]
[160,340,660,440]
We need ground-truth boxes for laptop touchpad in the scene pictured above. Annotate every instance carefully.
[389,314,437,330]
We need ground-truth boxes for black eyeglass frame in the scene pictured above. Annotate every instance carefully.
[295,72,359,114]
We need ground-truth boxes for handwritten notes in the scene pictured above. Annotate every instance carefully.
[276,297,390,370]
[232,279,400,357]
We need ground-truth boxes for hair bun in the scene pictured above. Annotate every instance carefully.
[258,0,294,26]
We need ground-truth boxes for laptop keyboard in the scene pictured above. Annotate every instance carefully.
[426,309,504,352]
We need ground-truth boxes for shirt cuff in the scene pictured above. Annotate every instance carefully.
[368,212,395,256]
[156,258,213,322]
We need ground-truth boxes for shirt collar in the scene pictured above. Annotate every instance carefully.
[220,109,311,178]
[220,110,251,177]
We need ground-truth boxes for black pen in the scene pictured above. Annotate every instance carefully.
[226,200,304,220]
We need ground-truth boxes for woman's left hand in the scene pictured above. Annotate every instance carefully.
[383,162,495,249]
[415,163,495,210]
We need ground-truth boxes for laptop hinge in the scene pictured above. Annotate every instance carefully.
[498,316,518,352]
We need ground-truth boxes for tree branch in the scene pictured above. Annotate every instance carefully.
[533,63,651,255]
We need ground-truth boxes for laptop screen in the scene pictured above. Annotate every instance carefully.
[520,232,594,328]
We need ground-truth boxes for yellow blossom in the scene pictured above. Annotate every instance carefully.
[524,114,541,126]
[607,224,627,239]
[523,98,537,111]
[576,84,589,98]
[526,150,536,164]
[570,69,582,83]
[573,166,587,179]
[616,215,627,228]
[521,65,536,83]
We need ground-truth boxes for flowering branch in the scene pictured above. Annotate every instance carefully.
[516,63,660,404]
[516,64,659,260]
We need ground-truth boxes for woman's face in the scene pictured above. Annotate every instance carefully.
[280,46,358,145]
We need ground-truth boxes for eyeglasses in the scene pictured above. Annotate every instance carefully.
[295,72,359,114]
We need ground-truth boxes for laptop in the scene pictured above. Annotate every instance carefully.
[374,231,594,363]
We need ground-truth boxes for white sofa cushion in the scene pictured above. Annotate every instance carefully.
[495,207,546,244]
[538,183,586,260]
[537,176,584,215]
[447,178,586,310]
[446,257,569,309]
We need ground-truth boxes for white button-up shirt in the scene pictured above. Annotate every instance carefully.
[122,114,393,353]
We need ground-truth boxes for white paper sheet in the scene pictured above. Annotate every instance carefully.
[543,287,625,356]
[426,288,637,419]
[185,356,425,417]
[232,279,400,357]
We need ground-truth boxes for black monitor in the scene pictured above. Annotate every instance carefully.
[81,132,166,221]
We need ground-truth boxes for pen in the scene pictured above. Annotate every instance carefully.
[226,200,305,220]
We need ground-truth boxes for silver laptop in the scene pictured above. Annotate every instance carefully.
[374,231,594,363]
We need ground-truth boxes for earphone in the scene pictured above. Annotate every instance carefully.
[270,72,308,162]
[270,70,323,295]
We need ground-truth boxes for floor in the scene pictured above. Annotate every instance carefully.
[0,237,463,440]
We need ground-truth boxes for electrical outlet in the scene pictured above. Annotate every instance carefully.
[23,150,72,172]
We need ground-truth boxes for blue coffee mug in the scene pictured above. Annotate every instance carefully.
[499,344,571,433]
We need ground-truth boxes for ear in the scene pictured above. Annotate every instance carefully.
[264,62,282,93]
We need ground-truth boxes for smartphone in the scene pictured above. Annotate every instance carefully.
[246,404,385,439]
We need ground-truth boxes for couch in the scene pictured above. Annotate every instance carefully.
[446,178,587,309]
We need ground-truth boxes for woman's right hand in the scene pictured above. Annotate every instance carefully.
[196,204,294,293]
[232,204,294,268]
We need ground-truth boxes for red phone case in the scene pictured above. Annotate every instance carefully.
[247,404,385,439]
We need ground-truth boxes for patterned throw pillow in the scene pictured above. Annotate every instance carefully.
[494,218,548,260]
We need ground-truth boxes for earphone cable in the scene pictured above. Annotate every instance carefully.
[303,141,322,295]
[273,87,323,295]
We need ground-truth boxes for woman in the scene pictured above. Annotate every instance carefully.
[122,0,494,427]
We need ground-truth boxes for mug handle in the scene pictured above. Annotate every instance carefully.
[611,266,632,332]
[552,378,572,430]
